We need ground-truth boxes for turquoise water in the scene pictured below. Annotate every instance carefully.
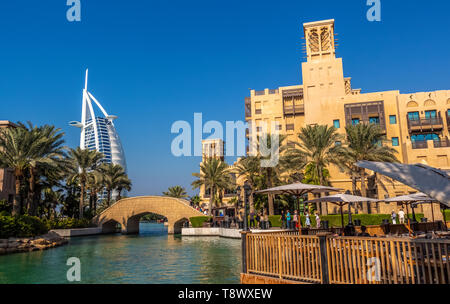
[0,223,241,284]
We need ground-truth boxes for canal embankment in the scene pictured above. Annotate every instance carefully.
[181,227,285,238]
[0,231,68,255]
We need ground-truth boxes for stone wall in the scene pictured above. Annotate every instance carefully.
[0,231,68,255]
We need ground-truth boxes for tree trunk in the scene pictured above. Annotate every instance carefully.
[107,189,112,207]
[93,193,97,214]
[360,168,369,213]
[319,170,328,216]
[208,186,214,216]
[117,189,122,201]
[27,168,36,215]
[266,168,274,216]
[79,183,85,219]
[351,174,357,195]
[249,190,255,214]
[12,177,22,216]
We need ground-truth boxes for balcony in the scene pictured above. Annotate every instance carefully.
[407,113,444,133]
[447,113,450,130]
[283,104,305,115]
[245,97,251,118]
[255,90,265,96]
[411,141,428,149]
[433,138,450,148]
[268,89,279,94]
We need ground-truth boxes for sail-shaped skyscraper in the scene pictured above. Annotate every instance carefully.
[70,69,127,174]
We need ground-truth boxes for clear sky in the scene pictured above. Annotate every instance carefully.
[1,0,449,197]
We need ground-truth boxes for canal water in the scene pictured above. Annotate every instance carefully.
[0,223,241,284]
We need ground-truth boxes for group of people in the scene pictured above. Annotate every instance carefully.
[280,210,321,230]
[248,211,270,229]
[193,205,208,215]
[391,208,406,224]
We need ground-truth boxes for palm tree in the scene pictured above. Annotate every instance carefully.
[190,195,202,207]
[87,170,104,214]
[192,157,232,215]
[67,147,104,218]
[234,156,260,213]
[116,177,131,201]
[19,122,67,216]
[343,123,398,212]
[98,163,129,206]
[253,133,287,215]
[163,185,188,198]
[285,125,344,214]
[0,125,38,215]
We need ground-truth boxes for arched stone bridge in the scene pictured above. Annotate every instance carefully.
[93,196,204,234]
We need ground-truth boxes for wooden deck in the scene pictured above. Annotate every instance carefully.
[241,231,450,284]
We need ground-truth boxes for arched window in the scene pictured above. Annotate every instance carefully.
[407,101,418,108]
[424,99,436,106]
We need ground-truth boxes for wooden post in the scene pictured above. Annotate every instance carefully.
[318,233,330,284]
[241,231,248,274]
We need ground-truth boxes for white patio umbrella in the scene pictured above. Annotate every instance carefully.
[305,194,378,228]
[256,182,341,196]
[256,183,342,216]
[356,161,450,207]
[380,192,440,224]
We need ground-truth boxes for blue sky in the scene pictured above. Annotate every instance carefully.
[1,0,449,197]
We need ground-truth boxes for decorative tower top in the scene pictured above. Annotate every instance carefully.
[303,19,336,62]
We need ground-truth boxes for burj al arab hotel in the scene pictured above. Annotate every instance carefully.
[69,69,127,173]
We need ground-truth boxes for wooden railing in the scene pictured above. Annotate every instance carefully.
[246,233,323,283]
[243,232,450,284]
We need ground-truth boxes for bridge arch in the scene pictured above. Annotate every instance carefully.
[93,196,203,234]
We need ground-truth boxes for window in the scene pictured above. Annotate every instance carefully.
[391,137,399,146]
[425,110,437,119]
[333,119,340,128]
[351,118,360,125]
[335,141,341,146]
[369,116,380,124]
[389,115,397,124]
[408,111,419,121]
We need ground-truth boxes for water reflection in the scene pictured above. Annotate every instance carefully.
[0,223,241,284]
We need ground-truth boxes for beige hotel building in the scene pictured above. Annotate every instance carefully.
[244,19,449,218]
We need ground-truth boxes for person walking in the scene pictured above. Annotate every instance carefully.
[315,213,321,228]
[224,214,229,228]
[391,210,397,225]
[398,208,405,224]
[286,210,291,230]
[249,211,255,229]
[292,210,298,231]
[281,210,286,229]
[305,212,311,228]
[263,211,269,229]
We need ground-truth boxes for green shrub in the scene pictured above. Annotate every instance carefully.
[269,215,282,227]
[0,215,48,238]
[0,200,11,215]
[189,216,211,228]
[265,213,426,228]
[298,213,424,228]
[45,218,92,229]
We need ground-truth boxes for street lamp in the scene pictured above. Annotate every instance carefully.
[239,181,251,274]
[243,181,251,232]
